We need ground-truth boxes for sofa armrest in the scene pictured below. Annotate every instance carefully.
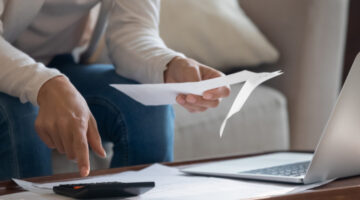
[240,0,349,150]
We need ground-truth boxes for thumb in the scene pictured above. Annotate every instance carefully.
[199,65,225,80]
[87,115,106,158]
[182,64,202,82]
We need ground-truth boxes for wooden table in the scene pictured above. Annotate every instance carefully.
[1,151,360,199]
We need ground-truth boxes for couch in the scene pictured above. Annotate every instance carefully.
[52,0,349,174]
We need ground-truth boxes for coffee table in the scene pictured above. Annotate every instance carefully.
[1,151,360,199]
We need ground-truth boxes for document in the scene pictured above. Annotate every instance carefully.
[111,70,282,137]
[11,164,329,200]
[219,71,282,136]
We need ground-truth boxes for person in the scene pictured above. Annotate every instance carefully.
[0,0,230,180]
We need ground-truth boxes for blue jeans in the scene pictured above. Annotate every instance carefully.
[0,55,174,180]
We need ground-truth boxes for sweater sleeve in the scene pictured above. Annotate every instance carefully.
[106,0,185,84]
[0,1,63,105]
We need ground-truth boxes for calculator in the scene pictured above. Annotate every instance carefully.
[53,181,155,199]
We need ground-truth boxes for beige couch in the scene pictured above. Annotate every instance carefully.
[240,0,348,150]
[52,0,349,173]
[171,0,348,160]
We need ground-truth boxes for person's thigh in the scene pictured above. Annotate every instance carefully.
[52,56,174,167]
[0,93,52,180]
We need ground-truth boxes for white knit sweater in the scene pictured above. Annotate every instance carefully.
[0,0,184,105]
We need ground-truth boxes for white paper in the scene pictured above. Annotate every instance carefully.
[0,191,70,200]
[111,70,279,106]
[111,70,282,137]
[219,71,282,136]
[12,164,330,200]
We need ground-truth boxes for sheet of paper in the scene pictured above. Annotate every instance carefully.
[12,164,330,200]
[111,70,279,106]
[111,70,282,137]
[0,191,70,200]
[219,71,282,136]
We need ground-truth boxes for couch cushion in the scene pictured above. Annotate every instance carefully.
[173,84,289,161]
[159,0,279,71]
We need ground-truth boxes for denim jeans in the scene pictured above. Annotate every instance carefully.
[0,55,174,180]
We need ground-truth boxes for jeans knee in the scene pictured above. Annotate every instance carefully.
[0,93,51,179]
[140,105,175,140]
[86,93,175,166]
[134,105,174,163]
[0,103,15,150]
[0,101,20,179]
[148,105,175,125]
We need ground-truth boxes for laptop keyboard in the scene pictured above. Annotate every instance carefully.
[241,161,310,177]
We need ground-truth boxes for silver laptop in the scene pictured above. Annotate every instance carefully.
[182,53,360,184]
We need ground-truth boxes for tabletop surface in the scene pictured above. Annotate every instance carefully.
[1,151,360,199]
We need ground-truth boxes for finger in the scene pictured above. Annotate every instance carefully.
[176,94,186,105]
[35,119,56,149]
[184,104,208,113]
[185,94,220,108]
[51,128,66,154]
[198,65,230,100]
[61,132,76,160]
[87,115,106,158]
[39,132,56,149]
[62,137,76,160]
[177,94,208,112]
[182,101,208,113]
[55,120,76,160]
[74,130,90,177]
[203,86,231,100]
[176,94,207,113]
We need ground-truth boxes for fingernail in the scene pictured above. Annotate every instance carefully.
[81,167,89,177]
[187,96,196,103]
[204,93,213,100]
[102,149,107,158]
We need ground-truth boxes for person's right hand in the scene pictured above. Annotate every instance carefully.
[35,76,106,177]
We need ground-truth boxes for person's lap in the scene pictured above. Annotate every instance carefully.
[0,55,174,180]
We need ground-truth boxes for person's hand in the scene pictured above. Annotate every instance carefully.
[36,76,106,177]
[164,57,230,113]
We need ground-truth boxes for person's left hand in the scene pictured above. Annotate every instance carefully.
[164,57,230,113]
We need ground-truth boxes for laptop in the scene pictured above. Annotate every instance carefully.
[182,53,360,184]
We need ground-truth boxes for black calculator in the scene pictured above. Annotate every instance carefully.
[53,181,155,199]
